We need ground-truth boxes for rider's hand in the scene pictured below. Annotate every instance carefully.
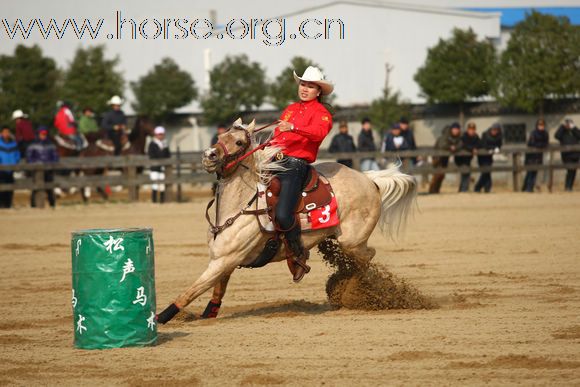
[278,121,294,132]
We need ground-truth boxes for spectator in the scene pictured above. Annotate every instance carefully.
[522,119,549,192]
[0,126,20,208]
[26,126,59,208]
[429,122,463,194]
[382,123,410,152]
[101,95,127,155]
[148,126,171,203]
[211,123,228,146]
[12,109,35,158]
[357,118,379,171]
[475,123,503,193]
[455,122,480,192]
[399,117,419,164]
[328,121,356,167]
[78,107,100,142]
[555,118,580,192]
[54,101,84,150]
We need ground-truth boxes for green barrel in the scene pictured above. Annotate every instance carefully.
[71,228,157,349]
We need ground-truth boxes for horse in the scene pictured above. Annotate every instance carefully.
[157,118,417,324]
[78,116,155,202]
[122,115,155,155]
[78,140,112,202]
[53,133,89,197]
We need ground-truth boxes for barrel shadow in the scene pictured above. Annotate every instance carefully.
[157,331,190,345]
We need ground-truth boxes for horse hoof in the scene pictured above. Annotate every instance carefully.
[201,300,222,319]
[157,303,180,324]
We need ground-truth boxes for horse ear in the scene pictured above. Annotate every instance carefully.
[247,119,256,134]
[233,117,242,127]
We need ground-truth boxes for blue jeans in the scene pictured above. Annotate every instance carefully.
[361,159,379,171]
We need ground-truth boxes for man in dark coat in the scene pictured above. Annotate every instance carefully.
[522,119,549,192]
[357,118,379,171]
[101,96,127,155]
[474,123,503,193]
[148,126,171,203]
[210,123,228,146]
[429,122,463,194]
[399,117,418,164]
[455,122,480,192]
[26,126,59,207]
[555,118,580,191]
[328,121,356,167]
[382,123,410,152]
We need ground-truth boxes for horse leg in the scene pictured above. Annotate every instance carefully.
[341,242,376,270]
[200,272,233,319]
[82,186,90,203]
[157,258,234,324]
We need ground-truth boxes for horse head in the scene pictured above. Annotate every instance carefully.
[203,118,255,175]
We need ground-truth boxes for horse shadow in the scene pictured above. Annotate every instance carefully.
[220,300,333,320]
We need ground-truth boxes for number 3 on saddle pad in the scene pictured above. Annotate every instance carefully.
[308,196,339,230]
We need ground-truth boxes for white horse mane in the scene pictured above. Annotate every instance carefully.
[232,122,287,185]
[252,140,286,185]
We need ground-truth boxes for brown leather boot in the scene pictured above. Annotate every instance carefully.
[285,236,311,282]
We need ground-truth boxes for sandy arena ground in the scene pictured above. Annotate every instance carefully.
[0,192,579,386]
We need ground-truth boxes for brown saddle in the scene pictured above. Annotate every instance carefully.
[265,167,333,223]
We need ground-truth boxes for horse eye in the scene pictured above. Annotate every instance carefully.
[236,140,244,146]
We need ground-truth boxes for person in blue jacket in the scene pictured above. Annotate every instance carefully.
[0,125,21,208]
[26,126,59,207]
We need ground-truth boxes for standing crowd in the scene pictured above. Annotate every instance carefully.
[0,96,173,209]
[327,117,579,193]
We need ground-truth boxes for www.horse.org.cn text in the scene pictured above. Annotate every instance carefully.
[1,11,346,46]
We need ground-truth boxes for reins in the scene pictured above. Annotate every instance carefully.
[207,119,280,237]
[222,120,280,172]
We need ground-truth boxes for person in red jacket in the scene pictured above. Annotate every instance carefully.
[271,66,334,282]
[54,101,84,150]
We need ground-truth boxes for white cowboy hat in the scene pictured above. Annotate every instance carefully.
[154,126,166,135]
[108,95,124,105]
[11,109,27,120]
[293,66,334,96]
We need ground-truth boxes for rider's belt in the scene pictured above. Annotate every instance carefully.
[276,154,308,165]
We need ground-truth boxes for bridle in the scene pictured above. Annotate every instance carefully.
[213,120,279,177]
[206,119,280,238]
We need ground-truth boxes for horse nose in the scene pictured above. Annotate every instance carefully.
[205,148,218,161]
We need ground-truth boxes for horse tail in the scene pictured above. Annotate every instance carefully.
[364,162,417,239]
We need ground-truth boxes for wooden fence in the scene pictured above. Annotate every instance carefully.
[0,144,579,207]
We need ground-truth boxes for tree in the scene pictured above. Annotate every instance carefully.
[0,44,60,125]
[131,58,198,121]
[201,55,267,125]
[61,45,124,114]
[270,56,337,110]
[365,78,410,132]
[493,11,580,116]
[414,28,496,123]
[269,56,314,109]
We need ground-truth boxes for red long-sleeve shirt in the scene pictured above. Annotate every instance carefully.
[15,119,35,142]
[54,107,77,136]
[271,99,333,163]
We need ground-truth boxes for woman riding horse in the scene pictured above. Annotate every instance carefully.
[272,66,334,282]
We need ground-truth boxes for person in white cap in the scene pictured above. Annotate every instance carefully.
[269,65,334,282]
[12,109,35,157]
[148,126,171,203]
[101,95,127,155]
